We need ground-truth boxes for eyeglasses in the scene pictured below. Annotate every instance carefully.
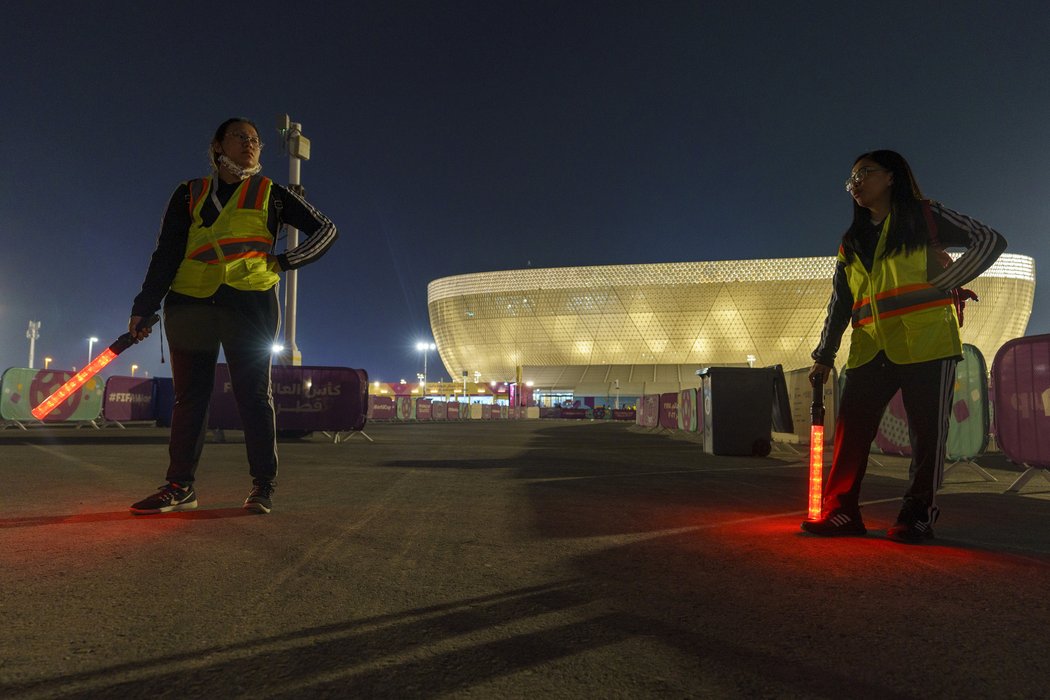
[845,167,887,192]
[227,132,264,149]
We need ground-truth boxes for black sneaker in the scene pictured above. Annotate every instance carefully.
[887,501,938,543]
[801,509,867,536]
[244,483,275,514]
[130,483,198,515]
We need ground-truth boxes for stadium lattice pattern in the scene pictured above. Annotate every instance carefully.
[428,254,1035,388]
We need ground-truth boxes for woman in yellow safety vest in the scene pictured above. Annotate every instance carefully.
[126,117,338,516]
[803,149,1005,542]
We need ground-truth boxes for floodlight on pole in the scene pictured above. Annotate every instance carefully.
[44,357,53,370]
[131,364,138,377]
[276,114,311,367]
[87,337,99,367]
[416,341,436,391]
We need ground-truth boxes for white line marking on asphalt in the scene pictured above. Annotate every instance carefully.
[525,464,804,483]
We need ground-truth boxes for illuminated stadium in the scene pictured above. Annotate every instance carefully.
[427,254,1036,396]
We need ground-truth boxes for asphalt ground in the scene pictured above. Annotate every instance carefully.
[1,420,1049,699]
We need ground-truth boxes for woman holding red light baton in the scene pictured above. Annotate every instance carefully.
[803,149,1005,542]
[127,117,337,515]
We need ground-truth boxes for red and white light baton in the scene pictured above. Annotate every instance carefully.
[806,377,825,521]
[31,315,160,420]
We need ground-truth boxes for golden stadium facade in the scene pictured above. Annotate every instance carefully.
[427,254,1036,393]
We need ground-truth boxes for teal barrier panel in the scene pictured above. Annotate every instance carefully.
[677,388,698,432]
[396,396,416,421]
[946,344,990,460]
[1,367,104,423]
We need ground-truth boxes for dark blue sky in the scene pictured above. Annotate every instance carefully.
[2,1,1047,382]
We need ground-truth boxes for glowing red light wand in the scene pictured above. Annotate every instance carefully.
[806,377,826,521]
[31,315,160,420]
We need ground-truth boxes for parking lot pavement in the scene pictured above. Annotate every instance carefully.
[2,420,1049,698]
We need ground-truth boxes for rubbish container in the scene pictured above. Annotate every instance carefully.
[697,367,774,456]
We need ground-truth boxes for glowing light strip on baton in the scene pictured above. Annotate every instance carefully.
[31,315,160,420]
[31,350,119,419]
[807,378,826,522]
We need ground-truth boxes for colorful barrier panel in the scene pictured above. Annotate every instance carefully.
[561,408,588,419]
[1,368,104,424]
[611,409,636,421]
[947,344,990,461]
[432,401,447,420]
[873,344,990,461]
[396,396,416,421]
[102,376,156,422]
[638,394,659,428]
[677,388,698,433]
[992,334,1050,492]
[874,391,910,456]
[447,402,461,420]
[369,396,397,420]
[208,364,368,432]
[658,392,678,430]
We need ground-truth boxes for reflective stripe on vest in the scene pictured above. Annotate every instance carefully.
[851,283,953,327]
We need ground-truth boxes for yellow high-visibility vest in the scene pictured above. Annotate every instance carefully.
[842,213,961,368]
[170,175,280,297]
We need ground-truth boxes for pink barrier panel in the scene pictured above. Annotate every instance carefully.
[874,390,911,456]
[103,376,156,422]
[447,402,460,420]
[992,334,1050,466]
[561,408,587,419]
[639,395,659,428]
[416,399,433,421]
[659,392,678,430]
[432,401,447,420]
[369,396,397,420]
[482,404,493,419]
[611,409,636,421]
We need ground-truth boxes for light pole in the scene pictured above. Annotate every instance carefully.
[44,357,53,370]
[416,342,435,391]
[26,321,40,369]
[276,114,311,366]
[87,337,99,366]
[131,364,138,377]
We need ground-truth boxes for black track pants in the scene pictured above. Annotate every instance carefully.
[163,289,279,486]
[822,351,957,514]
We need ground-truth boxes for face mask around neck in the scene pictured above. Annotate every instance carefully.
[216,154,261,180]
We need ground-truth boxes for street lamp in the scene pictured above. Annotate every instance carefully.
[131,364,138,377]
[416,341,436,390]
[87,337,99,366]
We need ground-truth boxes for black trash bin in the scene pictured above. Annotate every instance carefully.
[697,367,774,456]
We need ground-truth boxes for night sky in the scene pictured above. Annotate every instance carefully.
[3,1,1047,383]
